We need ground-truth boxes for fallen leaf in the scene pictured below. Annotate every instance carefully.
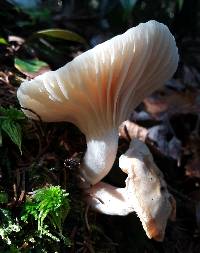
[119,120,148,141]
[14,57,50,78]
[31,28,87,44]
[185,159,200,178]
[148,125,182,161]
[130,111,153,121]
[143,87,200,118]
[0,37,8,45]
[183,132,200,178]
[165,78,185,91]
[147,125,168,150]
[168,136,182,162]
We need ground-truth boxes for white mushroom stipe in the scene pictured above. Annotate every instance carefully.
[87,139,176,241]
[17,20,179,187]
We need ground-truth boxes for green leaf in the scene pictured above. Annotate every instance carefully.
[0,106,25,121]
[0,107,25,152]
[120,0,138,10]
[14,57,49,74]
[0,192,8,204]
[0,127,2,146]
[32,28,87,44]
[1,120,22,154]
[120,0,138,20]
[0,37,8,45]
[177,0,184,11]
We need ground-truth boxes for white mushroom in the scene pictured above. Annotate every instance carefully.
[87,139,176,241]
[17,20,179,187]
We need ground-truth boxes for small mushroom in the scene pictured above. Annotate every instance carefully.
[17,20,179,187]
[87,139,176,241]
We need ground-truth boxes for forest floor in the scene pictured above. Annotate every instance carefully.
[1,1,200,252]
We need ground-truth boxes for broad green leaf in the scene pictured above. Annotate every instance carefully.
[0,107,25,153]
[1,120,22,154]
[0,37,8,45]
[0,106,25,121]
[15,57,49,74]
[33,28,87,44]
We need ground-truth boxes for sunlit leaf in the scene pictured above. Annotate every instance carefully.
[1,120,22,154]
[0,37,8,45]
[15,57,50,77]
[32,28,87,44]
[0,106,25,121]
[15,57,48,73]
[0,107,25,153]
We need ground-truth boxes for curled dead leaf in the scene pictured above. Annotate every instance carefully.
[119,120,148,142]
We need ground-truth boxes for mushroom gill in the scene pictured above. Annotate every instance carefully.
[17,20,179,185]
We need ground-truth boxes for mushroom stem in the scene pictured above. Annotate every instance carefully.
[81,128,118,185]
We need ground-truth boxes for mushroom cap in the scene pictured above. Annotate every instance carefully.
[17,20,178,138]
[85,139,176,241]
[119,139,176,241]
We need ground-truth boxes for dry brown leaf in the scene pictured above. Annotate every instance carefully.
[185,159,200,178]
[143,88,200,118]
[184,134,200,178]
[119,120,148,142]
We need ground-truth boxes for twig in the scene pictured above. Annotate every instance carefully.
[21,107,42,123]
[84,204,90,231]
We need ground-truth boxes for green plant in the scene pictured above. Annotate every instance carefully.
[0,208,21,246]
[0,192,8,204]
[0,106,26,153]
[21,185,71,245]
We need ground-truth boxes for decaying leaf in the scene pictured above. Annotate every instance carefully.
[185,159,200,178]
[184,134,200,178]
[168,136,182,162]
[143,88,200,118]
[148,124,182,161]
[119,120,148,141]
[143,94,169,117]
[119,120,182,162]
